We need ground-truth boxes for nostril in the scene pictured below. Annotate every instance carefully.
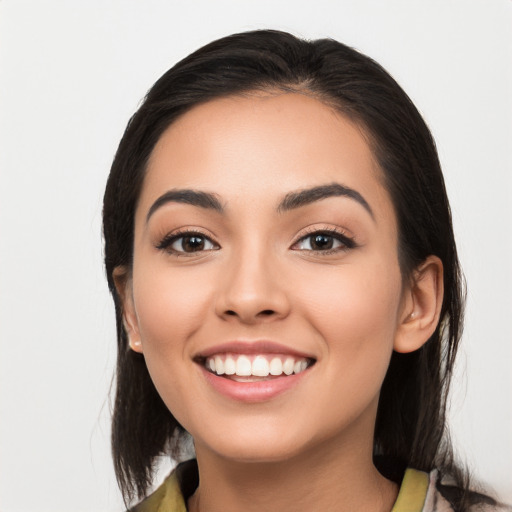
[221,308,279,320]
[224,309,275,317]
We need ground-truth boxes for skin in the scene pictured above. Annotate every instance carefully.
[116,92,443,512]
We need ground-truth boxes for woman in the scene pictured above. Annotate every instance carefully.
[103,30,509,511]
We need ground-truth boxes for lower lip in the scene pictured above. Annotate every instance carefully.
[199,365,310,403]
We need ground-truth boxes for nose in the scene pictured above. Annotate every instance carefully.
[215,249,291,324]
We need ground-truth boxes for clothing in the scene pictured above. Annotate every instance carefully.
[131,459,511,512]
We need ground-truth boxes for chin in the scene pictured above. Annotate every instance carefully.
[213,441,306,464]
[192,419,322,465]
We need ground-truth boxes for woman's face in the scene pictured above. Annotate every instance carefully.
[122,92,410,463]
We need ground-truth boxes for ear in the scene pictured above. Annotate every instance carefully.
[113,266,143,354]
[394,255,444,354]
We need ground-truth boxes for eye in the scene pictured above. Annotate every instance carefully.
[157,231,219,254]
[292,230,355,253]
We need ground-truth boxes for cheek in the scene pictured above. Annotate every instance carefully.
[130,262,218,426]
[132,262,214,352]
[293,262,402,435]
[300,258,401,331]
[297,258,403,380]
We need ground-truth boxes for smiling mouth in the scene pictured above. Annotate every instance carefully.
[196,353,316,382]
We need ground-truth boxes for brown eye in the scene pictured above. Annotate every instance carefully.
[310,234,334,250]
[292,230,355,253]
[157,232,218,254]
[179,235,207,252]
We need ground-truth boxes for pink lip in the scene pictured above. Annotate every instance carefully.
[194,340,316,402]
[199,364,311,403]
[195,340,314,359]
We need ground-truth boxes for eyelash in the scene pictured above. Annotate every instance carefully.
[291,227,356,255]
[156,227,356,256]
[156,229,219,256]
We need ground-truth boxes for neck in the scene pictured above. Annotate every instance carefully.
[188,426,398,512]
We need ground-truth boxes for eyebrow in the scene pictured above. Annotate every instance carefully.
[146,182,374,223]
[277,183,374,219]
[146,189,223,223]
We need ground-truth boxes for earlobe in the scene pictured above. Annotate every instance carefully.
[113,266,143,354]
[128,339,143,352]
[394,256,444,354]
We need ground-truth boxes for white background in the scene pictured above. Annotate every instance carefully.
[0,1,511,510]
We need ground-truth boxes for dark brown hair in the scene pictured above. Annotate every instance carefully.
[103,30,466,507]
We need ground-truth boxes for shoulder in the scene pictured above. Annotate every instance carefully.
[130,460,198,512]
[392,467,511,512]
[129,472,184,512]
[424,469,512,512]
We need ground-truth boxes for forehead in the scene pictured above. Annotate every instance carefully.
[140,92,394,224]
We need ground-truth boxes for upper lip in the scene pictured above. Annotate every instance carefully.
[194,340,316,360]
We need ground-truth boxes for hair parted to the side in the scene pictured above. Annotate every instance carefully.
[103,30,466,507]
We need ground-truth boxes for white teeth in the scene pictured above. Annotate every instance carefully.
[294,359,308,374]
[283,357,294,375]
[214,355,225,375]
[206,354,311,377]
[224,356,236,375]
[236,355,252,376]
[269,357,283,375]
[252,356,270,377]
